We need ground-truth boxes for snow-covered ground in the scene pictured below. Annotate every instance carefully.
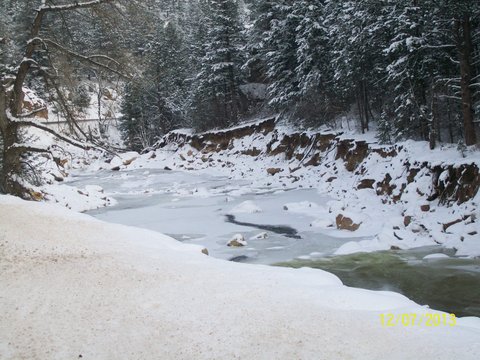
[1,195,479,359]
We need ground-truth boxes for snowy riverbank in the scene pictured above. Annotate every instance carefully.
[1,194,479,359]
[67,118,479,258]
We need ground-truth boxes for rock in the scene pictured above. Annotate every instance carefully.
[303,153,321,167]
[283,205,288,211]
[251,232,268,240]
[442,216,468,231]
[52,174,64,182]
[111,166,120,171]
[179,154,186,161]
[326,177,337,183]
[390,246,401,250]
[376,173,395,196]
[123,157,137,166]
[229,255,249,262]
[201,248,209,256]
[420,204,430,212]
[29,191,44,201]
[227,234,247,247]
[242,148,261,157]
[267,168,282,176]
[335,214,361,231]
[164,166,172,171]
[357,179,375,189]
[404,216,412,227]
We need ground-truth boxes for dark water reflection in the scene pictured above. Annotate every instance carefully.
[276,249,480,317]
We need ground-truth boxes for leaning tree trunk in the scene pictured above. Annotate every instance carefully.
[457,15,477,146]
[0,0,117,199]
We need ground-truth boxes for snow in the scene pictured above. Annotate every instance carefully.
[423,253,450,260]
[40,117,478,263]
[229,200,263,213]
[227,233,248,247]
[1,195,479,359]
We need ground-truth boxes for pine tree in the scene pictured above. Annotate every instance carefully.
[243,0,276,82]
[264,1,300,109]
[292,0,335,124]
[190,0,245,130]
[326,0,389,133]
[119,20,188,150]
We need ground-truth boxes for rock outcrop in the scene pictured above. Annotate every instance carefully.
[154,119,480,207]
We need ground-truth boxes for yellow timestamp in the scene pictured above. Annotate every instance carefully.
[380,313,457,327]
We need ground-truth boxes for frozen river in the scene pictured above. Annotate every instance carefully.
[68,168,480,317]
[70,168,353,264]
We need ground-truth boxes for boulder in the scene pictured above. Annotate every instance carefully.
[250,232,268,240]
[267,168,282,176]
[420,204,430,212]
[357,179,375,189]
[336,214,361,231]
[123,157,137,166]
[227,234,247,247]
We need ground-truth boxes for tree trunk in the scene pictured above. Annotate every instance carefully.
[456,15,477,146]
[356,81,366,134]
[0,87,25,196]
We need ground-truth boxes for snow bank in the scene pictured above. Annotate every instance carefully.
[116,120,479,259]
[1,196,479,359]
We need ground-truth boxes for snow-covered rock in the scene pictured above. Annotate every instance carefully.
[250,232,268,240]
[227,233,247,247]
[229,200,262,214]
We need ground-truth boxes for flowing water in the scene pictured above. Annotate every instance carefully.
[276,249,480,317]
[69,168,480,318]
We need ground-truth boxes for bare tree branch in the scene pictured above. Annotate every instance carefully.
[39,0,114,13]
[11,0,117,116]
[15,120,92,150]
[18,107,48,118]
[40,38,131,79]
[7,144,50,156]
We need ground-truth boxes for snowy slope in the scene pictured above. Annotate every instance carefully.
[1,195,479,359]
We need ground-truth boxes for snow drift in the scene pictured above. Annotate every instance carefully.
[1,195,479,359]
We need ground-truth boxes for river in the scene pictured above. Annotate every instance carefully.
[68,168,480,317]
